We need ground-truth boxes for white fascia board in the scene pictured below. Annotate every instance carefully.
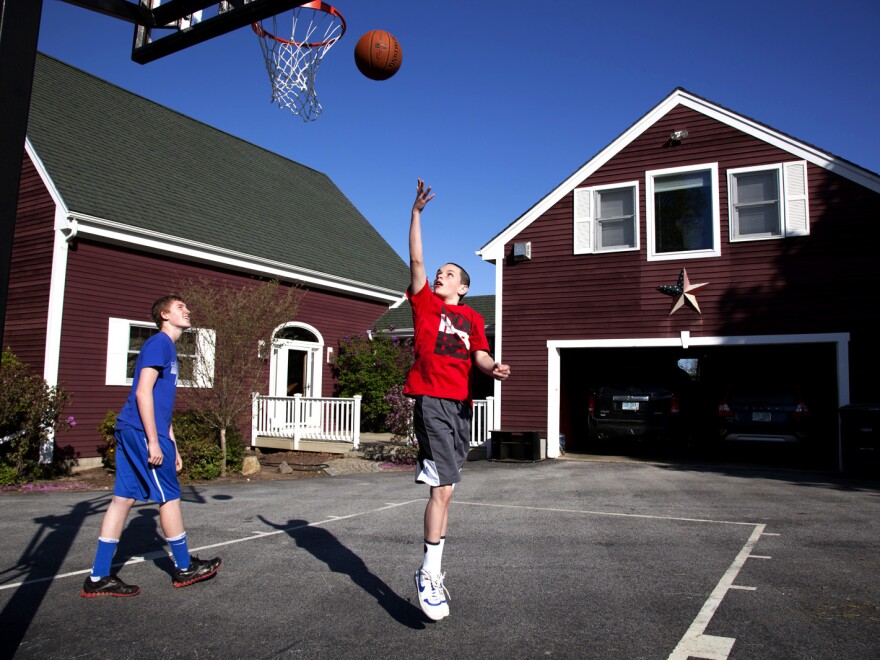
[25,140,68,216]
[68,213,403,304]
[480,89,880,256]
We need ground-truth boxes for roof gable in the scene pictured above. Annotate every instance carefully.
[27,53,409,297]
[480,88,880,259]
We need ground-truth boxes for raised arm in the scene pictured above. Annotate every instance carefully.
[409,178,435,295]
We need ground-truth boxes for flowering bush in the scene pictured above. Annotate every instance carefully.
[383,385,415,443]
[0,348,75,484]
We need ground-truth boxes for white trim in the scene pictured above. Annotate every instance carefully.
[646,162,721,261]
[491,252,504,420]
[546,332,850,468]
[43,211,72,387]
[479,89,880,258]
[66,213,403,304]
[26,140,69,387]
[25,139,66,210]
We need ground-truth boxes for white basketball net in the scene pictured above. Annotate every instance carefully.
[253,3,345,122]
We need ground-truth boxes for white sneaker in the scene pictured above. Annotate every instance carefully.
[414,568,450,620]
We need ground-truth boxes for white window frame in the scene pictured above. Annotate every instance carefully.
[646,162,721,262]
[573,182,640,254]
[728,161,809,241]
[105,317,214,387]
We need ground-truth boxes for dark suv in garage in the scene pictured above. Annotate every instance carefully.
[716,380,812,443]
[587,384,683,443]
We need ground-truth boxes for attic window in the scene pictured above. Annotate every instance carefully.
[573,182,639,254]
[728,161,809,241]
[646,163,721,261]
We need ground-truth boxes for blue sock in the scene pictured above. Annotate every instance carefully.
[91,537,118,580]
[167,532,190,570]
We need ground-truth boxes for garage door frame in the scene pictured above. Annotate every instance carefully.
[546,331,850,469]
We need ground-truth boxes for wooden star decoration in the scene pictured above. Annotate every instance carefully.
[656,268,709,315]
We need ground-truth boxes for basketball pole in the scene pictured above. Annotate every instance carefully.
[0,0,44,356]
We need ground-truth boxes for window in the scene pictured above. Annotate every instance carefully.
[728,161,809,241]
[106,318,214,387]
[646,163,720,261]
[573,182,639,254]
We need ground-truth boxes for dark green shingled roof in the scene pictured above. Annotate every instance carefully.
[374,295,495,335]
[27,53,409,295]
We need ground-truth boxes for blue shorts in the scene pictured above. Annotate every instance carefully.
[113,427,181,503]
[413,396,471,487]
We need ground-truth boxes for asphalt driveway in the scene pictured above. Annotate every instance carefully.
[1,458,878,659]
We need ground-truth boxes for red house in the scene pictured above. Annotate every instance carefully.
[478,88,880,469]
[5,54,409,465]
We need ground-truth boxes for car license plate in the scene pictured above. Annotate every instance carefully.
[752,412,771,422]
[622,401,640,411]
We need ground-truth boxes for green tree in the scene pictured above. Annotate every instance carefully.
[333,333,413,431]
[175,278,302,476]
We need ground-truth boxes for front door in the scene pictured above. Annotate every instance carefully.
[272,344,314,398]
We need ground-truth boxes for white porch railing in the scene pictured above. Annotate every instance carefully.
[252,393,362,450]
[471,397,495,447]
[252,393,494,451]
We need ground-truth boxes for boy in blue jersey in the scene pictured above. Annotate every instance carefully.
[82,295,221,597]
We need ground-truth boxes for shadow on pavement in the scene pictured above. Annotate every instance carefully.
[257,515,426,629]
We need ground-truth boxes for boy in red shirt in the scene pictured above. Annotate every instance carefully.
[406,179,510,620]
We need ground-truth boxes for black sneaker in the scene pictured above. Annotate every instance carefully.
[81,575,140,598]
[172,555,221,588]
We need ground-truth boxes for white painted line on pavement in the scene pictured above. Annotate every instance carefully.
[668,523,767,660]
[0,500,423,592]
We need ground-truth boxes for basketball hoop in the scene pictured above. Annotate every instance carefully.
[252,1,346,121]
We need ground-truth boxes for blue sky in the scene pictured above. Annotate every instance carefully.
[37,0,879,296]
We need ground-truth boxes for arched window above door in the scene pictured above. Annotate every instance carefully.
[275,326,319,343]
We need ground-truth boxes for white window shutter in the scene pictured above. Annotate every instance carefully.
[784,161,809,236]
[194,328,216,387]
[573,187,594,254]
[105,318,130,386]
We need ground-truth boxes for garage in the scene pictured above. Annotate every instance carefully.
[553,333,846,470]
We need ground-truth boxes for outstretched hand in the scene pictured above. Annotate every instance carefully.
[413,178,435,213]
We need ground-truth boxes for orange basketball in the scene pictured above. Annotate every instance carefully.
[354,30,403,81]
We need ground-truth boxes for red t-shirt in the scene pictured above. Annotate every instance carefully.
[404,281,490,402]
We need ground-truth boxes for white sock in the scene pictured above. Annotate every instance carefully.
[422,539,443,575]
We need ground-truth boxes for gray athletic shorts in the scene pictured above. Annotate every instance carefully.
[413,395,472,487]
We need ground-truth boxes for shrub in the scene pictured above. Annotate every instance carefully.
[96,408,244,480]
[0,348,75,483]
[97,410,118,473]
[333,332,413,432]
[172,410,244,480]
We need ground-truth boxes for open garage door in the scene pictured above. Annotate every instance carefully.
[555,335,844,471]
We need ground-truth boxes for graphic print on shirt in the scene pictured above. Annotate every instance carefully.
[435,306,471,360]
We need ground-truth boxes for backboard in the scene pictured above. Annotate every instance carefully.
[131,1,314,63]
[60,1,311,63]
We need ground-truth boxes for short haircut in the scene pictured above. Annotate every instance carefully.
[448,263,470,299]
[449,263,470,287]
[151,294,184,329]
